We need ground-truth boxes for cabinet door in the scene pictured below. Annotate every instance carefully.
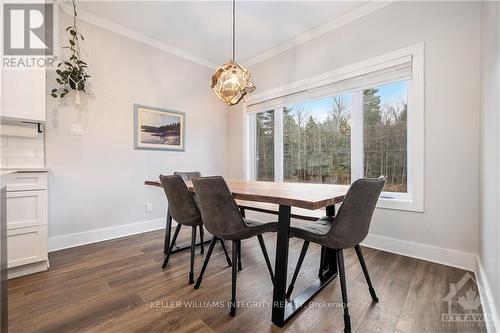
[1,69,46,122]
[6,190,47,230]
[7,225,48,268]
[4,172,48,191]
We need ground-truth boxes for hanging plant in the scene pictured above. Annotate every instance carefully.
[51,0,90,100]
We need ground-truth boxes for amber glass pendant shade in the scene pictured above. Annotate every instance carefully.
[211,60,256,106]
[211,0,255,106]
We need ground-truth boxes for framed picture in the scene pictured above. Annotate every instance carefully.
[134,104,185,151]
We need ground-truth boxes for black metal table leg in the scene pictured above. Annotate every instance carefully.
[272,204,291,326]
[320,204,337,278]
[164,209,172,255]
[271,204,338,327]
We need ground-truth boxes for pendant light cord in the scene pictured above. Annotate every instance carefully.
[232,0,235,61]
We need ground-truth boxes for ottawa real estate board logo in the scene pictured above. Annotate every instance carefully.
[2,2,56,68]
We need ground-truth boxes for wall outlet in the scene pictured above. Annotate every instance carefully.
[146,202,153,213]
[70,124,83,136]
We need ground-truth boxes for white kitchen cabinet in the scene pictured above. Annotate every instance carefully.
[1,68,46,122]
[7,226,47,268]
[5,172,47,192]
[3,171,49,278]
[6,190,47,230]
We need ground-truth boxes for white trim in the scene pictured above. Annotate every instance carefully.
[405,43,425,212]
[242,103,251,180]
[350,91,364,181]
[246,111,256,180]
[243,1,397,67]
[475,256,499,333]
[56,0,396,70]
[58,3,216,69]
[48,217,165,251]
[274,107,284,182]
[8,260,48,279]
[365,234,498,332]
[246,47,416,105]
[362,233,477,272]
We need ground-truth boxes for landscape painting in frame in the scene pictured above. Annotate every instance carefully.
[134,104,185,151]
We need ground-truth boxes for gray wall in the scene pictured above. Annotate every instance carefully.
[480,0,500,321]
[229,1,481,257]
[46,11,229,247]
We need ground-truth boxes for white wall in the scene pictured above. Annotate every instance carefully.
[230,1,481,265]
[46,11,229,249]
[479,0,500,323]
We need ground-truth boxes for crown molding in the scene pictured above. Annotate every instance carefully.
[242,1,397,67]
[58,2,217,69]
[58,1,396,71]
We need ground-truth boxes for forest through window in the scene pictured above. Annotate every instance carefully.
[254,80,408,193]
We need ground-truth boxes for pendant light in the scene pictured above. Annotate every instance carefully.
[211,0,256,106]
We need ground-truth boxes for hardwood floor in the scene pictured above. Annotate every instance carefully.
[8,228,486,333]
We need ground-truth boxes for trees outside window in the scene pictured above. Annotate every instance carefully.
[256,110,274,181]
[283,95,351,185]
[254,80,408,194]
[363,82,408,192]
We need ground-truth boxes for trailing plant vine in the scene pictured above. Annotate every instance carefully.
[51,0,90,99]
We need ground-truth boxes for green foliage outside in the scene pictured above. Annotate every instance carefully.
[256,87,408,193]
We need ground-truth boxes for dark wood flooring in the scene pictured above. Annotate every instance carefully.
[8,228,486,332]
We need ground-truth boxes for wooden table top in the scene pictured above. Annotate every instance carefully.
[145,179,346,210]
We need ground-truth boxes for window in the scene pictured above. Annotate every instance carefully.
[256,110,274,181]
[363,82,408,193]
[246,44,424,212]
[283,94,352,185]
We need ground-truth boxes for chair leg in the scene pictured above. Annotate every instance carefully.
[219,239,232,267]
[230,240,238,316]
[199,225,205,254]
[194,236,218,289]
[318,246,325,279]
[354,245,379,302]
[257,235,274,282]
[162,223,181,269]
[189,226,197,284]
[337,249,351,333]
[163,211,172,255]
[286,241,309,299]
[237,240,242,271]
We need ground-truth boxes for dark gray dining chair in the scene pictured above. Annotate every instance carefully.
[192,176,276,316]
[174,171,202,181]
[159,174,231,284]
[173,171,205,253]
[287,177,385,333]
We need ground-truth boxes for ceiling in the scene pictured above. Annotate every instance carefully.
[76,1,373,67]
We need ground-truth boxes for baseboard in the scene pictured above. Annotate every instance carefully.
[8,260,48,279]
[361,233,477,271]
[475,256,499,333]
[361,234,498,331]
[48,218,166,252]
[46,216,497,331]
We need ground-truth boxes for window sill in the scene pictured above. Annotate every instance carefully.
[377,197,424,213]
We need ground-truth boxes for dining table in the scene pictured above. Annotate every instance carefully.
[145,178,347,327]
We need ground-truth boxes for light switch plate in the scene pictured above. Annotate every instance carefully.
[70,124,83,136]
[146,203,153,213]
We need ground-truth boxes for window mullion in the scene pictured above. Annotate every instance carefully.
[247,113,256,181]
[274,107,284,182]
[351,91,364,181]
